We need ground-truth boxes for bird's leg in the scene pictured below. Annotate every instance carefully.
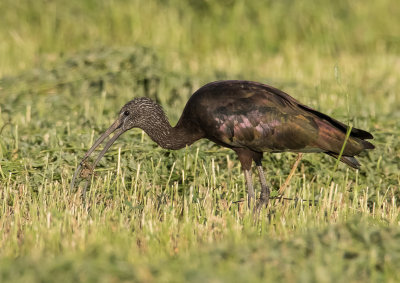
[243,169,255,207]
[255,165,270,211]
[233,148,256,208]
[251,153,270,212]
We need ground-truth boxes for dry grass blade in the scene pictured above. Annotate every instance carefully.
[276,153,303,204]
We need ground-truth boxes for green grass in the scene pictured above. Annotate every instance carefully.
[0,0,399,282]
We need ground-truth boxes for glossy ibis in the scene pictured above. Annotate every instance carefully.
[72,80,374,209]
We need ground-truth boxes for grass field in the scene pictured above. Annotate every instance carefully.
[1,0,399,282]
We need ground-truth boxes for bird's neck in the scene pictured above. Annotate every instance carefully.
[140,110,202,150]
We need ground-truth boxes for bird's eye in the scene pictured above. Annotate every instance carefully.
[123,110,130,116]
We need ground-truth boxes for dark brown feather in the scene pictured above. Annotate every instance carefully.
[178,80,374,168]
[326,153,361,169]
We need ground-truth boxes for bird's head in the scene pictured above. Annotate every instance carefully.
[118,97,164,131]
[71,97,161,187]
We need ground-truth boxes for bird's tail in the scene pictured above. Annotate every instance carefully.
[297,101,374,169]
[326,152,361,169]
[325,132,374,169]
[358,138,375,150]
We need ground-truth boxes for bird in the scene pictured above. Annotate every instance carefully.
[72,80,375,209]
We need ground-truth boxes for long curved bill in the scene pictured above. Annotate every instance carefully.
[71,119,125,189]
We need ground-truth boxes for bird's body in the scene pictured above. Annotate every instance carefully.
[72,80,374,209]
[175,81,373,166]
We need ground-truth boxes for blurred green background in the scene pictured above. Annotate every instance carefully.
[0,0,399,282]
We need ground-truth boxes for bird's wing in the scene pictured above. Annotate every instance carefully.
[210,103,322,152]
[195,81,373,154]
